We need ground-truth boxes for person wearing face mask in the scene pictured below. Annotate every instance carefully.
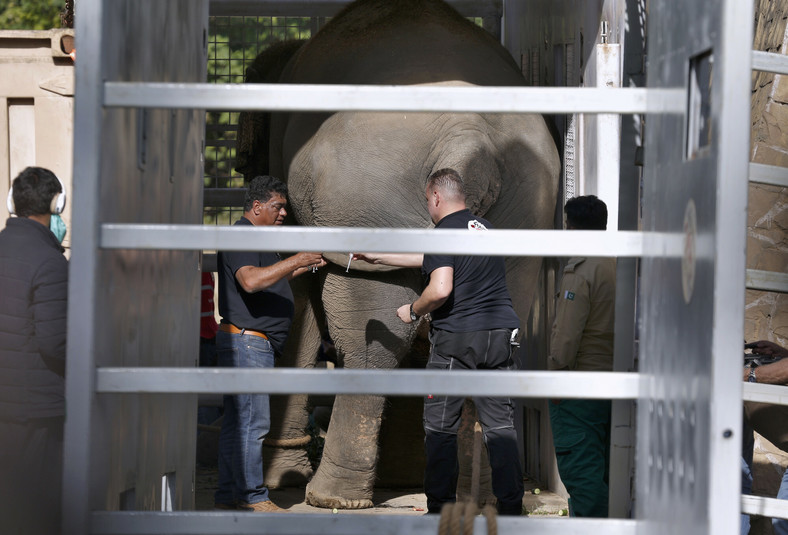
[0,166,68,534]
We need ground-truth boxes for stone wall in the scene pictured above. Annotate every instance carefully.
[748,2,788,534]
[748,0,788,346]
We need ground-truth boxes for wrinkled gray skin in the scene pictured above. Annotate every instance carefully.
[236,0,560,510]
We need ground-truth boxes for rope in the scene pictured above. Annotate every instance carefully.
[263,435,312,448]
[437,502,497,535]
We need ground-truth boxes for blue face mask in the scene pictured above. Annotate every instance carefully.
[50,214,67,244]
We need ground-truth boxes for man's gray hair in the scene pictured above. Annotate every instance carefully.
[426,168,465,202]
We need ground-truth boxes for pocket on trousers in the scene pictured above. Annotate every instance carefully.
[553,432,585,457]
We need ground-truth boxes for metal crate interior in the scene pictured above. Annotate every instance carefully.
[63,0,782,534]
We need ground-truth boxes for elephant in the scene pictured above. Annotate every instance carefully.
[235,0,561,510]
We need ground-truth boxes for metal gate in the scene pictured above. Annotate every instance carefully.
[64,0,757,533]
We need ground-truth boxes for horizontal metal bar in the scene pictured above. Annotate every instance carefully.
[752,50,788,75]
[746,269,788,293]
[743,382,788,405]
[742,494,788,520]
[104,83,686,115]
[96,368,641,399]
[209,0,503,18]
[91,511,638,535]
[749,162,788,188]
[101,225,684,258]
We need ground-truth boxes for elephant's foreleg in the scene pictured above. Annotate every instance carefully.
[305,269,421,509]
[264,272,324,488]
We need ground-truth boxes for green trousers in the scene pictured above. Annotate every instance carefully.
[548,399,611,517]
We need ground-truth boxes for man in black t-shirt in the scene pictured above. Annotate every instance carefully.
[214,175,325,513]
[354,168,524,516]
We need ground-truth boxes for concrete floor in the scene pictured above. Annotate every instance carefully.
[195,466,568,516]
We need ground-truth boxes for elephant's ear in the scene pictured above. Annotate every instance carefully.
[235,40,306,180]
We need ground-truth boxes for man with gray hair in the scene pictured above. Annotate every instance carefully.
[214,175,325,512]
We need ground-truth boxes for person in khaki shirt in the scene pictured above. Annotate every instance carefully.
[548,195,615,518]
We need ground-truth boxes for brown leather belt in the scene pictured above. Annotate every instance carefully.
[219,323,268,340]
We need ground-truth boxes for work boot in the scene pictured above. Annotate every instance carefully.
[238,500,288,513]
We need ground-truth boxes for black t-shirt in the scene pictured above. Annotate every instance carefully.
[217,217,294,354]
[422,209,519,332]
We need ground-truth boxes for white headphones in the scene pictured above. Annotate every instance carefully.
[6,174,66,216]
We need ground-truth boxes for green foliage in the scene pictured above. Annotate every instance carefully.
[0,0,63,30]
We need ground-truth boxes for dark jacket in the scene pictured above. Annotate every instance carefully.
[0,217,68,421]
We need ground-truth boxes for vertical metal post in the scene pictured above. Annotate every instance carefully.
[595,40,622,230]
[708,1,753,533]
[637,1,753,534]
[62,0,103,533]
[609,0,648,518]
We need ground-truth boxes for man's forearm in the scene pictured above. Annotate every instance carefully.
[748,359,788,385]
[362,253,423,268]
[237,257,302,293]
[413,290,448,316]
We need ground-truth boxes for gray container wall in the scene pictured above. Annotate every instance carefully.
[88,0,208,510]
[503,0,631,497]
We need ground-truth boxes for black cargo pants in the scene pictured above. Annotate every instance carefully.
[423,327,524,515]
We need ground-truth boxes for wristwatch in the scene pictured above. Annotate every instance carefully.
[409,303,420,322]
[748,369,757,383]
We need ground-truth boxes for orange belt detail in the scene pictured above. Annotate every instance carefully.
[219,323,268,340]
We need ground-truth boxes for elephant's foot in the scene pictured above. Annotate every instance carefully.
[305,481,374,509]
[263,445,314,488]
[304,458,374,509]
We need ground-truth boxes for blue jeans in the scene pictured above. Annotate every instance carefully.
[741,422,788,535]
[214,331,273,505]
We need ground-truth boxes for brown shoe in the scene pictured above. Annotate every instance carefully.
[238,500,288,513]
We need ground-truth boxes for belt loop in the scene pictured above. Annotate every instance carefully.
[240,328,246,335]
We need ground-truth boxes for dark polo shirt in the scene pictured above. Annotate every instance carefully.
[422,209,519,333]
[217,217,294,354]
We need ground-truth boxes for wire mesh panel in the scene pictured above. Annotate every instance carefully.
[204,16,322,226]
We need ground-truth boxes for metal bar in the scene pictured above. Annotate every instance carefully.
[742,494,788,520]
[209,0,503,18]
[746,269,788,293]
[708,1,753,533]
[91,511,638,535]
[100,225,684,258]
[743,382,788,405]
[96,368,641,399]
[104,83,686,115]
[749,162,788,188]
[752,50,788,75]
[63,0,103,533]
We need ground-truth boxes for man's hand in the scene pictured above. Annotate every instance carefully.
[396,303,412,324]
[290,252,327,278]
[294,252,326,270]
[746,340,788,358]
